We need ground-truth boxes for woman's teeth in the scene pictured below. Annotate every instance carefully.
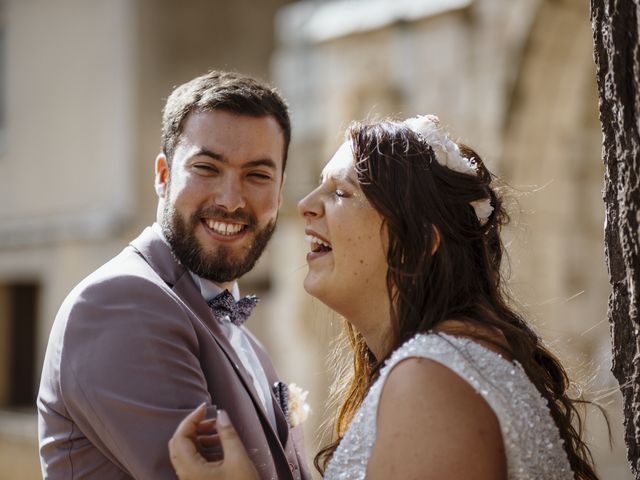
[305,234,332,252]
[205,220,245,236]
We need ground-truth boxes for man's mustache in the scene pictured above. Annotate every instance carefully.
[193,206,257,227]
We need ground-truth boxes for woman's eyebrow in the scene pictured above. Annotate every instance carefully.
[319,172,358,187]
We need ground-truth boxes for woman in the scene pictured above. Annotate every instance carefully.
[169,115,600,479]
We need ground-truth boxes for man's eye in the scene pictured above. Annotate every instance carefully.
[248,172,272,180]
[194,164,217,173]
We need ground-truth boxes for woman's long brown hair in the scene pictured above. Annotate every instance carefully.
[314,120,602,479]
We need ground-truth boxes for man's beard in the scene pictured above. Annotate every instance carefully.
[161,202,276,283]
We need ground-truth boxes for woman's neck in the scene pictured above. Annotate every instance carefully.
[359,324,391,360]
[340,299,392,360]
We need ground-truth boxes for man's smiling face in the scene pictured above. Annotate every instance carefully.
[155,109,285,283]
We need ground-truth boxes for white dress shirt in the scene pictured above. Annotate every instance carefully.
[151,223,277,428]
[189,274,277,428]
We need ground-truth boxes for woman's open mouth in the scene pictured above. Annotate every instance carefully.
[305,233,332,259]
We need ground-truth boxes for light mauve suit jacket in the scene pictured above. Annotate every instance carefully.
[37,227,311,480]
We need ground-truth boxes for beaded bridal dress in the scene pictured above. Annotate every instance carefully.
[324,333,574,480]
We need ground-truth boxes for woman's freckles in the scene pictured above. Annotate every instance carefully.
[300,140,388,321]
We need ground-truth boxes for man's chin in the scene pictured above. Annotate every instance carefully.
[176,218,275,282]
[193,248,256,282]
[195,260,255,284]
[198,243,250,265]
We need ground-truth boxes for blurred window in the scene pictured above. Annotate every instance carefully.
[0,283,38,410]
[0,9,5,147]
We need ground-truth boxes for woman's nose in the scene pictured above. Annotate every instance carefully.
[297,188,322,218]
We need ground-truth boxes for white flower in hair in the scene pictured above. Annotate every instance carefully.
[403,115,477,176]
[470,198,494,225]
[404,114,494,225]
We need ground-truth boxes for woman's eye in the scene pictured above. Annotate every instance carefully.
[334,189,347,198]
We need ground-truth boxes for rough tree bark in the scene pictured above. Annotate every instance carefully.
[591,0,640,476]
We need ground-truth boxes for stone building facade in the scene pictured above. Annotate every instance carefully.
[0,0,291,477]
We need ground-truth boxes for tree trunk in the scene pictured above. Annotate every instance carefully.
[591,0,640,476]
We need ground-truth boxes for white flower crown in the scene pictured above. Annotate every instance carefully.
[403,115,494,225]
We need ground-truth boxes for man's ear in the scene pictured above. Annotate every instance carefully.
[278,172,287,208]
[431,225,441,256]
[155,153,169,198]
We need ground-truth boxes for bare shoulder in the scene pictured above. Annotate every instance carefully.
[366,357,507,480]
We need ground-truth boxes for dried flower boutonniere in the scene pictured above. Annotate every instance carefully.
[287,383,311,427]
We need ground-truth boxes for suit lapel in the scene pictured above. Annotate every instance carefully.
[246,333,308,479]
[245,332,291,445]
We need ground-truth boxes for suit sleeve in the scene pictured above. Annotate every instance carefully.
[59,274,211,480]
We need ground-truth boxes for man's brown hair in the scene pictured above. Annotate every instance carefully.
[162,70,291,170]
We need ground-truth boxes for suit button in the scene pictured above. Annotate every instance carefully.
[289,461,297,471]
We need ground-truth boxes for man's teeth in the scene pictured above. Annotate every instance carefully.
[206,220,244,235]
[305,234,331,248]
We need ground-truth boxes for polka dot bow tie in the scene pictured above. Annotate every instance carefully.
[207,289,259,327]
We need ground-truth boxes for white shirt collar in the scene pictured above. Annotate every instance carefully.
[190,274,240,302]
[152,222,240,302]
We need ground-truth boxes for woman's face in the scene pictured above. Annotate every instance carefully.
[297,142,388,317]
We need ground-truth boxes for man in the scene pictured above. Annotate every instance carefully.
[38,71,311,480]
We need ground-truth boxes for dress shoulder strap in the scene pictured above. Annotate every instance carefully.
[379,332,497,380]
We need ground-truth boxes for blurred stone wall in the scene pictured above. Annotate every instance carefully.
[0,0,291,477]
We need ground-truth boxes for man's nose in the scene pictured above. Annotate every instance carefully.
[214,175,246,212]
